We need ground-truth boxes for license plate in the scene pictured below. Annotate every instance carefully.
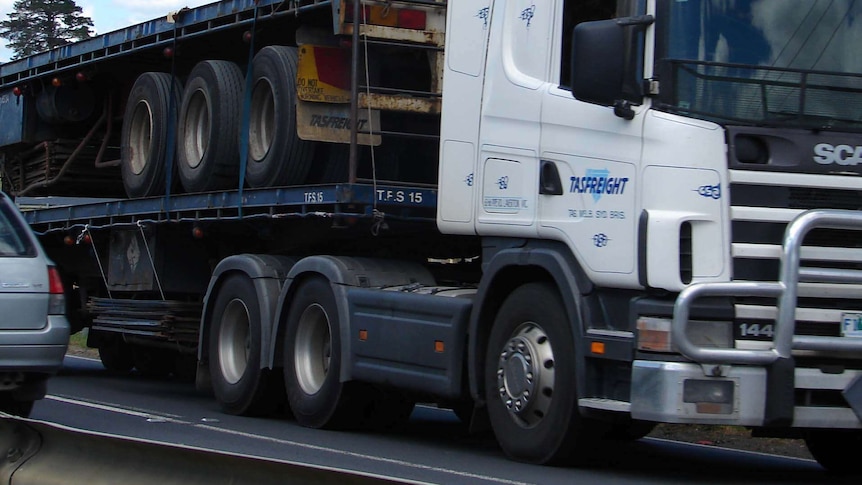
[841,313,862,338]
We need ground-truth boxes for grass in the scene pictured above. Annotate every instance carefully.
[67,329,99,358]
[649,424,813,459]
[69,329,88,349]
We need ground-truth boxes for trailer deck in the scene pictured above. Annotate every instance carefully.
[19,183,437,234]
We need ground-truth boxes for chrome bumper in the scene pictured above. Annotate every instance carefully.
[631,360,862,428]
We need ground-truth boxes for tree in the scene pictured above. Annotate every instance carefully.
[0,0,93,60]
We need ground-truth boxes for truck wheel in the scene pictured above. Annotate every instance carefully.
[245,46,315,187]
[284,276,368,429]
[121,72,182,198]
[177,60,243,193]
[804,430,862,474]
[209,274,273,415]
[98,334,134,373]
[484,282,598,464]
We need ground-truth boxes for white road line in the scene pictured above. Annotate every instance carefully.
[64,354,102,363]
[46,395,186,421]
[43,395,532,485]
[195,424,532,485]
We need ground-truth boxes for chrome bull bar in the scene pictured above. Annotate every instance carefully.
[673,209,862,365]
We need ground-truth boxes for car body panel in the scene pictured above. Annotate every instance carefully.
[0,192,69,385]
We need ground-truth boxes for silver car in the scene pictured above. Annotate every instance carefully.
[0,191,69,417]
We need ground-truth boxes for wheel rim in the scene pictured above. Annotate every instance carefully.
[249,78,275,162]
[218,298,251,385]
[294,303,332,395]
[128,100,153,175]
[495,322,555,428]
[183,88,209,169]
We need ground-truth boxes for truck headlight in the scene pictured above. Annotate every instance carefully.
[636,317,732,352]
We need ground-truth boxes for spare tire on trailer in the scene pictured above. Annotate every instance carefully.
[177,60,244,193]
[121,72,182,198]
[245,46,315,187]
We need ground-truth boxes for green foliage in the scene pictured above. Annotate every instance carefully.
[0,0,93,60]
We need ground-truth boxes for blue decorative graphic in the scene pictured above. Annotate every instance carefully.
[696,184,721,200]
[476,7,490,28]
[465,173,474,187]
[593,233,609,248]
[520,4,536,27]
[497,176,509,190]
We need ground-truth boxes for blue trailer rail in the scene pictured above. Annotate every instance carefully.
[0,0,334,87]
[20,183,437,234]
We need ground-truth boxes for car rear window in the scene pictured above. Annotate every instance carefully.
[0,200,36,257]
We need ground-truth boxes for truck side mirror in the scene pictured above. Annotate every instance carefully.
[571,16,653,119]
[571,19,626,107]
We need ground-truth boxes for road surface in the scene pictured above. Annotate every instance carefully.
[27,356,852,485]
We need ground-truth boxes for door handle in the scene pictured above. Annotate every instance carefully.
[539,160,563,195]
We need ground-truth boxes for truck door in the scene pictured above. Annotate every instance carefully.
[474,0,555,234]
[538,0,645,285]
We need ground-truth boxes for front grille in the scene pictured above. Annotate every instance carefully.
[787,187,862,211]
[729,171,862,344]
[731,185,862,212]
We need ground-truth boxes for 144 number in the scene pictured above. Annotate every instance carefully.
[738,323,774,338]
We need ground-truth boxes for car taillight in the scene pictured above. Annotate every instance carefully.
[47,266,66,315]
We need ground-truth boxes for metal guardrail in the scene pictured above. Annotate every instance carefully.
[672,209,862,365]
[0,416,421,485]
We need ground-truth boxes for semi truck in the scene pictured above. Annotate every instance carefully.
[2,0,861,472]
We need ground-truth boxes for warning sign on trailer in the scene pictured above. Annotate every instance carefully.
[297,45,351,104]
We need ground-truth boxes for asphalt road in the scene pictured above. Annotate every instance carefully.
[27,355,855,485]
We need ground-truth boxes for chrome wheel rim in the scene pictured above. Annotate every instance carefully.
[249,78,275,162]
[218,298,251,385]
[294,303,332,395]
[182,88,209,169]
[496,322,555,428]
[128,100,153,175]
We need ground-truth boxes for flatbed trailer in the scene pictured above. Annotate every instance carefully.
[1,0,444,197]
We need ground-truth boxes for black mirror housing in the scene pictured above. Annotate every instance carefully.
[571,15,652,110]
[571,19,626,106]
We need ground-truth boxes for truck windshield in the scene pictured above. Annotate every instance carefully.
[655,0,862,131]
